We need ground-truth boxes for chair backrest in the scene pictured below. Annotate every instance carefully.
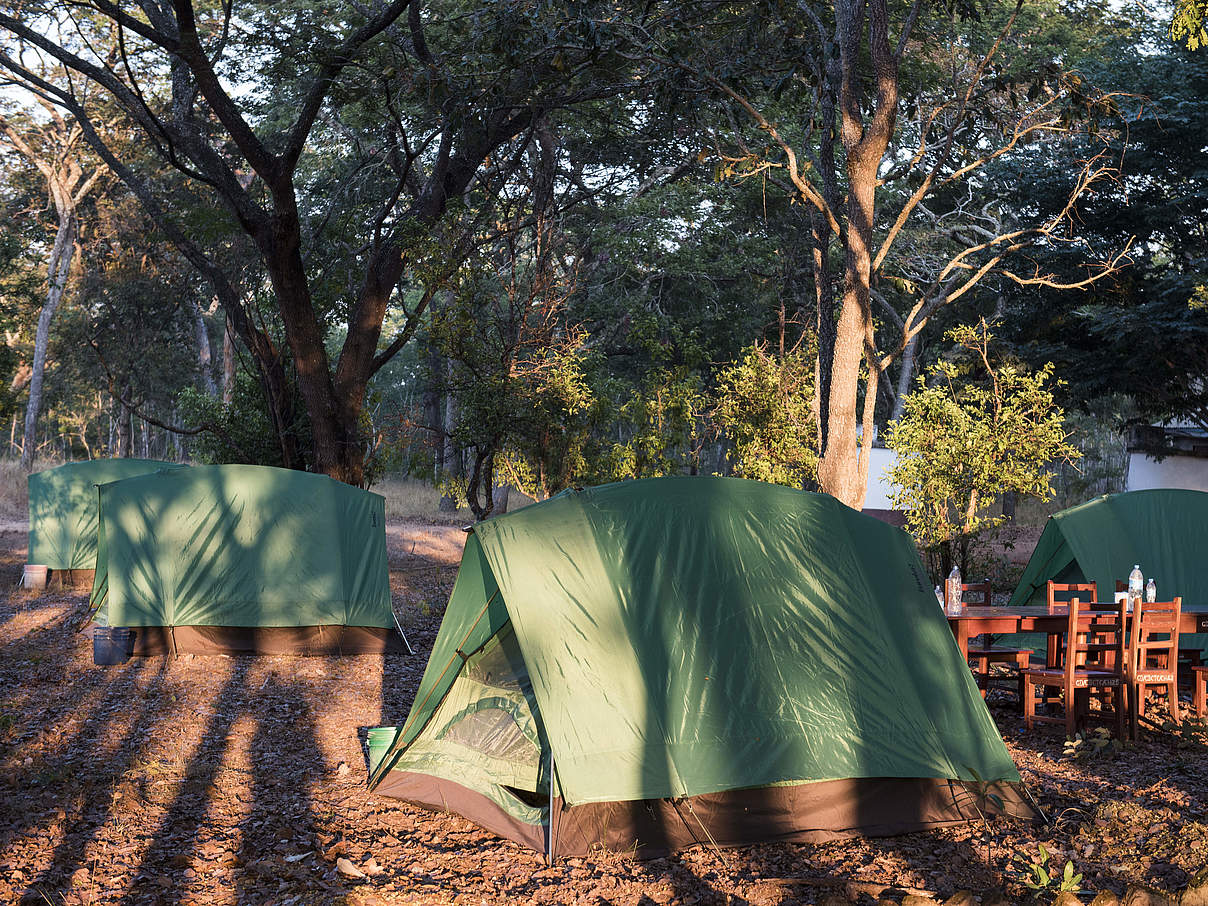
[943,579,991,608]
[1129,597,1182,682]
[1048,581,1097,613]
[960,581,992,607]
[1060,597,1126,678]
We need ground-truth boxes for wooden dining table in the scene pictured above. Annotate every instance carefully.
[947,603,1208,663]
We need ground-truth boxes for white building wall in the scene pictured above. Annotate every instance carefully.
[1126,453,1208,493]
[861,446,899,509]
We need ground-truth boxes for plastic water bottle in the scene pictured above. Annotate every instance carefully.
[935,585,945,609]
[1128,564,1144,611]
[946,566,962,615]
[1146,578,1156,603]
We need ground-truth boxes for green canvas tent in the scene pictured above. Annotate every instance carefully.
[1010,489,1208,607]
[368,476,1034,857]
[28,459,186,574]
[90,464,404,656]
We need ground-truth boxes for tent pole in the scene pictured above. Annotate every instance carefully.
[546,751,557,866]
[391,610,414,655]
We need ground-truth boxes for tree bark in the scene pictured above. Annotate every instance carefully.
[21,209,77,470]
[438,369,460,513]
[423,343,443,479]
[191,300,217,396]
[891,332,919,422]
[222,318,236,404]
[811,62,841,455]
[815,0,900,510]
[116,394,133,457]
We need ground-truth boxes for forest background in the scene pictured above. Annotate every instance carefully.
[0,0,1204,573]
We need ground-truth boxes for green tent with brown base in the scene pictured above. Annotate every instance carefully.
[27,459,186,584]
[1010,489,1208,606]
[90,465,405,656]
[367,476,1035,857]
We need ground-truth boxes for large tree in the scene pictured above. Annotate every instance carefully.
[674,0,1129,507]
[0,95,105,468]
[0,0,653,484]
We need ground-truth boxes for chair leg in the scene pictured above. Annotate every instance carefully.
[1196,670,1207,719]
[1118,686,1128,740]
[1023,679,1035,730]
[1067,689,1082,738]
[1168,681,1181,725]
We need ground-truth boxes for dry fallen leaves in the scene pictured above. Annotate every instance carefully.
[1,525,1207,906]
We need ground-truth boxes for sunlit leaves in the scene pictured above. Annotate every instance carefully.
[886,321,1079,565]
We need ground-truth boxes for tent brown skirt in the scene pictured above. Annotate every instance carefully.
[374,771,1039,858]
[120,624,406,656]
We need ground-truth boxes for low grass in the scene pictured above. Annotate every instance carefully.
[372,477,462,524]
[371,476,533,524]
[0,458,30,523]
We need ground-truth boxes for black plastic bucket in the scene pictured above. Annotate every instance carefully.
[93,627,135,666]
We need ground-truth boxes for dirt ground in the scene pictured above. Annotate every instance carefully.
[2,524,1208,906]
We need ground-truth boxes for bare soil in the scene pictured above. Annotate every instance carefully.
[1,524,1207,906]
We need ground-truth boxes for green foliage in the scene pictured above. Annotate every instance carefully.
[886,321,1080,577]
[714,343,817,487]
[177,373,290,467]
[1049,397,1131,508]
[601,368,707,481]
[1013,843,1083,898]
[1172,0,1208,49]
[995,25,1208,429]
[1062,727,1121,761]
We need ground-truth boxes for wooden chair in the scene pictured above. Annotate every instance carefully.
[1192,666,1208,718]
[1116,580,1201,674]
[1047,581,1098,611]
[957,581,1031,695]
[1127,597,1182,734]
[1021,597,1127,738]
[1045,582,1102,668]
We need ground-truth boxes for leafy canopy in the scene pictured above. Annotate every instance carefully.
[714,344,817,488]
[886,321,1079,571]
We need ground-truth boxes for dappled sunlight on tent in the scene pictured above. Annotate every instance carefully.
[27,460,186,573]
[371,476,1036,856]
[88,465,402,656]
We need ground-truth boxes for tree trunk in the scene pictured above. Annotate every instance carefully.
[21,210,77,470]
[891,332,919,422]
[192,299,217,395]
[815,0,899,510]
[116,394,133,457]
[260,208,363,483]
[438,374,460,513]
[493,483,510,515]
[423,344,443,480]
[811,67,841,455]
[222,318,236,404]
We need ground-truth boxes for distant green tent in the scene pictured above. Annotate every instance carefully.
[27,459,186,571]
[368,477,1034,857]
[90,464,403,656]
[1010,489,1208,606]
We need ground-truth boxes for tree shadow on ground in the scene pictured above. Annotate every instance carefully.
[112,659,252,906]
[234,673,324,903]
[14,658,172,904]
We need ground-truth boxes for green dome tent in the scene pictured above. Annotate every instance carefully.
[1009,489,1208,606]
[368,477,1034,857]
[28,459,186,574]
[90,465,404,656]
